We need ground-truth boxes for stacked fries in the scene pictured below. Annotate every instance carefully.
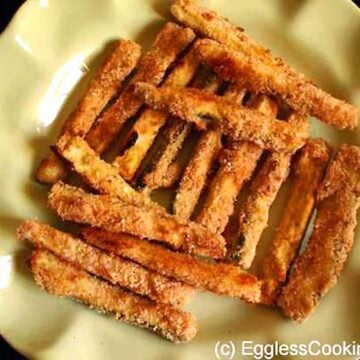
[17,0,359,343]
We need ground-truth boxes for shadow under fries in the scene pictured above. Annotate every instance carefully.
[28,40,126,180]
[151,0,173,21]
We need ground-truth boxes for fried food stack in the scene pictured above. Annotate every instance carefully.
[16,0,359,343]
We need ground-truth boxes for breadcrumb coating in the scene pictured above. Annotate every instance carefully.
[31,249,198,343]
[134,82,307,152]
[278,144,360,322]
[81,227,262,303]
[36,40,141,184]
[48,182,226,259]
[85,22,195,154]
[17,220,195,306]
[194,39,358,129]
[261,139,331,305]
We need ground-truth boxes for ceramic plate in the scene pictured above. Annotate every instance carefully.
[0,0,360,359]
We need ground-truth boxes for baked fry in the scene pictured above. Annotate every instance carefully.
[278,144,360,322]
[173,129,221,221]
[194,39,358,129]
[85,22,195,154]
[113,46,200,180]
[36,40,141,184]
[59,136,164,213]
[48,182,226,258]
[17,220,194,306]
[81,227,262,303]
[144,68,222,189]
[31,249,198,343]
[196,94,278,234]
[134,83,307,152]
[261,139,331,305]
[173,85,247,222]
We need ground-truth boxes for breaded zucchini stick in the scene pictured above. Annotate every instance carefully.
[194,39,358,129]
[230,113,308,269]
[31,249,197,343]
[48,182,226,259]
[134,83,307,152]
[261,139,331,305]
[113,46,200,180]
[81,227,261,303]
[17,220,194,306]
[143,67,222,189]
[173,128,221,221]
[59,136,164,213]
[85,22,195,154]
[173,85,247,222]
[196,94,278,234]
[278,144,360,322]
[36,40,141,184]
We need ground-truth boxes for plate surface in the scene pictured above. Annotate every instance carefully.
[0,0,360,359]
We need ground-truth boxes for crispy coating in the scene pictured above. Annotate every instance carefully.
[134,83,307,152]
[231,151,293,269]
[31,249,198,343]
[36,40,141,184]
[48,182,226,258]
[85,23,195,154]
[81,227,262,303]
[144,68,222,189]
[17,220,194,306]
[59,136,164,213]
[194,39,358,129]
[173,129,221,221]
[114,46,200,181]
[173,85,247,222]
[196,94,277,234]
[261,139,331,305]
[278,144,360,322]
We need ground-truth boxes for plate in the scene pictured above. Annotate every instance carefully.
[0,0,359,359]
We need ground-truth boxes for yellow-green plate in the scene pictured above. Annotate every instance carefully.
[0,0,359,359]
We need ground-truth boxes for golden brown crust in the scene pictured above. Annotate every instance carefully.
[260,139,331,305]
[81,227,262,303]
[17,220,195,306]
[173,129,221,221]
[48,182,226,258]
[85,23,195,154]
[196,94,277,234]
[230,151,293,269]
[113,46,200,181]
[59,136,164,213]
[277,145,360,322]
[194,39,358,129]
[134,83,307,152]
[143,68,222,190]
[36,40,141,184]
[173,85,247,223]
[31,249,198,343]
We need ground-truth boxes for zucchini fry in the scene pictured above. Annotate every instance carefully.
[194,39,357,129]
[196,94,278,234]
[36,40,141,184]
[143,68,221,189]
[59,136,164,213]
[134,83,307,152]
[173,85,247,222]
[31,249,197,343]
[81,227,261,304]
[261,139,331,305]
[278,144,360,322]
[17,220,194,306]
[48,182,226,259]
[113,46,200,180]
[85,22,195,154]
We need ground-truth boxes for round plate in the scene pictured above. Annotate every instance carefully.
[0,0,359,359]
